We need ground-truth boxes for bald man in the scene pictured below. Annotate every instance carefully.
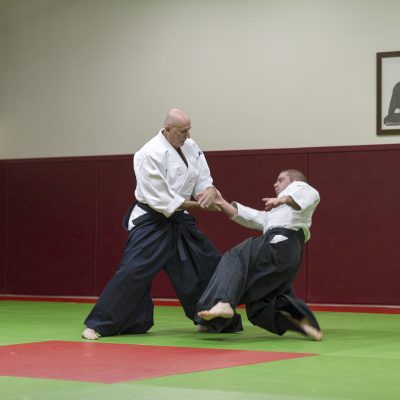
[82,109,242,339]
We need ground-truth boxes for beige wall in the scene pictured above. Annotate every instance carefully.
[1,0,400,159]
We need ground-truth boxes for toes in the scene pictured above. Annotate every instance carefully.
[81,328,100,340]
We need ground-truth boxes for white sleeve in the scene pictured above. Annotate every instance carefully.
[192,144,213,195]
[286,182,320,210]
[134,152,184,217]
[231,202,265,231]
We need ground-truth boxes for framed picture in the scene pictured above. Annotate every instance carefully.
[377,51,400,135]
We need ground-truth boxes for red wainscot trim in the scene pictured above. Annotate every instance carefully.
[1,295,400,314]
[308,303,400,314]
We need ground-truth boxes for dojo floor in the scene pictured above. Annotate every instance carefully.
[0,299,399,400]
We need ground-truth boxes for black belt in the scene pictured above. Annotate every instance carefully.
[265,227,305,244]
[123,201,186,230]
[135,201,185,217]
[135,201,157,214]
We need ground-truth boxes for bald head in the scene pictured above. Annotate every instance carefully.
[163,108,192,148]
[164,108,190,128]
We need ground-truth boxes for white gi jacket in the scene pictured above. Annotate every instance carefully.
[232,181,320,242]
[128,131,213,229]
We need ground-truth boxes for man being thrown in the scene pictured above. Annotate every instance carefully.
[196,169,322,341]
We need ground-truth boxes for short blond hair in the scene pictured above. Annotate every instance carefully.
[282,169,307,183]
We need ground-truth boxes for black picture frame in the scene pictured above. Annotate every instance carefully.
[377,51,400,135]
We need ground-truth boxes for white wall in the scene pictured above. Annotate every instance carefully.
[0,0,399,159]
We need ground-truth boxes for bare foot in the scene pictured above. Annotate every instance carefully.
[280,311,323,341]
[197,302,234,321]
[81,327,100,340]
[298,318,323,341]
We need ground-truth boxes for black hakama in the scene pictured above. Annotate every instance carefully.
[195,227,320,336]
[84,203,243,336]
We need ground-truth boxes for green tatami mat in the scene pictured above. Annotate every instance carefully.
[0,300,399,400]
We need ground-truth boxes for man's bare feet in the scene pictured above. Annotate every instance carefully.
[280,311,323,341]
[81,327,100,340]
[298,318,323,341]
[197,302,234,321]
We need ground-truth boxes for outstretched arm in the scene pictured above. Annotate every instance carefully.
[262,195,300,211]
[212,189,238,218]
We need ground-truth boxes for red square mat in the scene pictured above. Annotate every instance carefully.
[0,341,316,384]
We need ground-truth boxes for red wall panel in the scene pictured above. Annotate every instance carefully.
[1,144,400,305]
[307,149,400,304]
[96,159,134,295]
[5,161,97,295]
[0,166,5,293]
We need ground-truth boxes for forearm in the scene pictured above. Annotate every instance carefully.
[180,199,202,211]
[280,195,301,210]
[263,195,301,211]
[180,199,220,212]
[217,198,238,218]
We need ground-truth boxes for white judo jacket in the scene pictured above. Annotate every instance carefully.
[128,131,213,229]
[232,181,320,242]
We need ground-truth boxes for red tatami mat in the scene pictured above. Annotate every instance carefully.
[0,341,316,384]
